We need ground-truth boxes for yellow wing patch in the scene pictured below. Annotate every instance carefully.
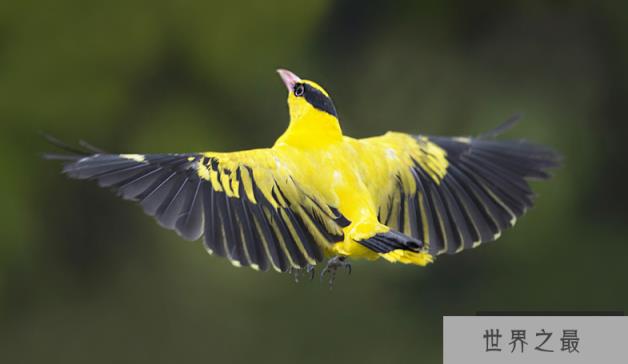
[356,132,451,255]
[414,136,449,183]
[357,132,449,197]
[192,149,348,270]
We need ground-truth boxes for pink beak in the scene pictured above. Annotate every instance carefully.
[277,69,301,91]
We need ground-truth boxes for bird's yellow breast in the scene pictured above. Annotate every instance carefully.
[271,140,378,259]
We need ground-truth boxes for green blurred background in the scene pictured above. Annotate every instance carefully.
[1,1,627,363]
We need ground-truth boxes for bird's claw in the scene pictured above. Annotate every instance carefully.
[320,256,351,289]
[306,264,316,281]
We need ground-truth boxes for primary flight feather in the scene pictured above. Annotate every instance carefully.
[47,69,560,278]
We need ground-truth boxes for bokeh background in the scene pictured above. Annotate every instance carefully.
[1,1,627,363]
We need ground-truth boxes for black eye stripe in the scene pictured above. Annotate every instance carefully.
[302,84,337,117]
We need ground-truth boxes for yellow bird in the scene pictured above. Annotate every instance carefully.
[47,69,560,283]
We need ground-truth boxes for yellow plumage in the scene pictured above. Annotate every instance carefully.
[49,69,560,275]
[198,85,442,265]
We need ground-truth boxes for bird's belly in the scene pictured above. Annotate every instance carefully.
[315,151,383,259]
[318,153,375,222]
[276,144,381,259]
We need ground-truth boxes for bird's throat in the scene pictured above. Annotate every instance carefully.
[275,110,343,148]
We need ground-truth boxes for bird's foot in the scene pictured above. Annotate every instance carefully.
[320,256,351,289]
[289,264,316,283]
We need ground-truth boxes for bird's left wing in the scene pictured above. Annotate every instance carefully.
[52,149,349,272]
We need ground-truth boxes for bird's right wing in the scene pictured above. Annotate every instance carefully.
[358,122,560,256]
[50,148,349,272]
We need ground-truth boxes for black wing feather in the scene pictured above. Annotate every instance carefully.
[176,178,205,241]
[49,148,347,272]
[389,128,560,256]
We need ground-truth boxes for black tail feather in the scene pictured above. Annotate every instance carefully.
[358,230,425,254]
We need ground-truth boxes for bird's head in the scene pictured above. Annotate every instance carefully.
[277,69,338,122]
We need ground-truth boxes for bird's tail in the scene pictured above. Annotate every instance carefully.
[357,229,433,266]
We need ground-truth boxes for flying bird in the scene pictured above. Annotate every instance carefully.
[46,69,560,284]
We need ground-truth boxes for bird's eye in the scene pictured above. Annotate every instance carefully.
[294,84,305,97]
